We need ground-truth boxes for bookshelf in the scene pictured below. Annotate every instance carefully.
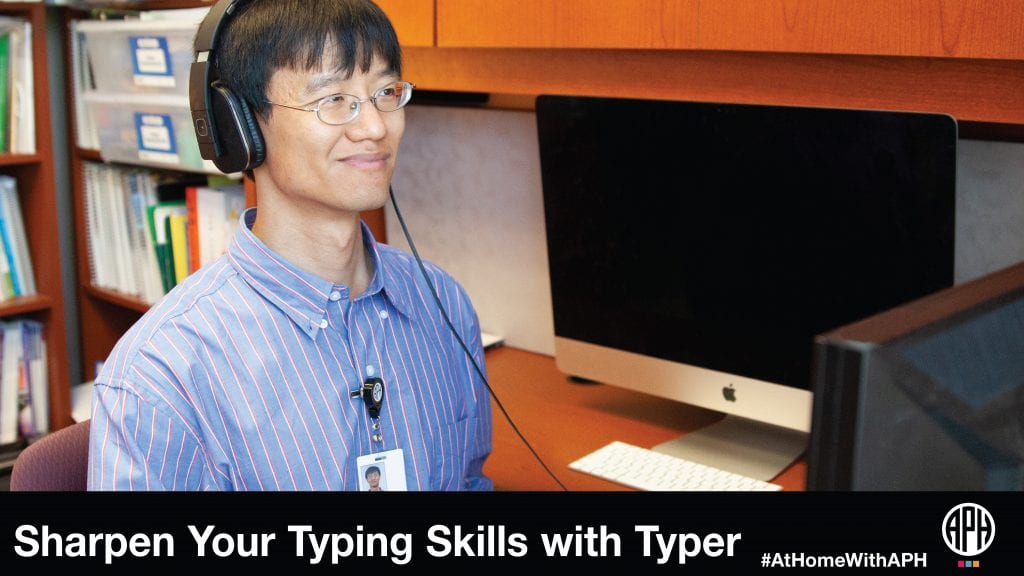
[65,1,217,384]
[0,3,71,442]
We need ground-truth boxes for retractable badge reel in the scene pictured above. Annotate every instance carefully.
[361,377,385,443]
[362,377,384,418]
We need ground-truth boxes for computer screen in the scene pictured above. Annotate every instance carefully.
[535,94,957,480]
[808,261,1024,490]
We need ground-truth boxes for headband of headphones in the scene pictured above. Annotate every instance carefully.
[189,0,265,174]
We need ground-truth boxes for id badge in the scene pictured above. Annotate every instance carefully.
[357,448,407,491]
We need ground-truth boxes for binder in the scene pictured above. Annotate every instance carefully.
[0,175,33,296]
[0,32,9,153]
[169,212,190,284]
[147,200,186,293]
[0,320,21,444]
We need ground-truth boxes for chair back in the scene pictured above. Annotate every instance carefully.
[10,420,91,491]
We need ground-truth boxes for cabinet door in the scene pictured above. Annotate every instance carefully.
[437,0,699,49]
[696,0,1024,59]
[437,0,1023,59]
[376,0,435,47]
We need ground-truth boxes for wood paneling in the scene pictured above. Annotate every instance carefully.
[439,0,1024,59]
[375,0,435,47]
[404,47,1024,126]
[439,0,698,50]
[697,0,1024,59]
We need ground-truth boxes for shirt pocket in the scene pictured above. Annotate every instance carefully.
[427,413,476,490]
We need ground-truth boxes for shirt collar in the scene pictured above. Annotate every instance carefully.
[227,207,413,338]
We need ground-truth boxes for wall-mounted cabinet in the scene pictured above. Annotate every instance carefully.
[376,0,434,47]
[403,0,1024,134]
[436,0,1024,59]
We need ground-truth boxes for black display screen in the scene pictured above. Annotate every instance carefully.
[537,95,957,390]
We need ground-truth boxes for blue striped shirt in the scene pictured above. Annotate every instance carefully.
[88,208,493,491]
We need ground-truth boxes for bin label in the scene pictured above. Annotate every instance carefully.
[131,36,175,87]
[135,113,180,164]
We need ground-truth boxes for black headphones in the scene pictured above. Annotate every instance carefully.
[189,0,265,174]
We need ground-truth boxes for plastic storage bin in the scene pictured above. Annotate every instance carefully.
[77,19,200,96]
[84,91,221,174]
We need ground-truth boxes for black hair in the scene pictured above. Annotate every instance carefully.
[208,0,402,119]
[365,466,381,477]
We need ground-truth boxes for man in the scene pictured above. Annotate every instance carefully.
[87,0,493,491]
[364,466,383,491]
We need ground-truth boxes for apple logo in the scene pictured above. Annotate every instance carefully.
[722,383,737,402]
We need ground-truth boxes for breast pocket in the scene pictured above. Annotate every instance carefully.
[427,412,477,490]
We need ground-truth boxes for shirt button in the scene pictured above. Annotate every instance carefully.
[379,310,389,319]
[319,319,328,329]
[329,291,342,301]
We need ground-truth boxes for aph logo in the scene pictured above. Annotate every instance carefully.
[942,503,995,557]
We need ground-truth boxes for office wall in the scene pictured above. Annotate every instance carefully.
[388,105,554,355]
[955,139,1024,284]
[388,105,1024,356]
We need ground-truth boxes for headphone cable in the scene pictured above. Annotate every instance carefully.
[388,186,568,491]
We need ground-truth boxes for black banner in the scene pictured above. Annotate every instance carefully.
[2,491,1021,572]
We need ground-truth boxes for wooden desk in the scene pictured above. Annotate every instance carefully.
[481,346,807,491]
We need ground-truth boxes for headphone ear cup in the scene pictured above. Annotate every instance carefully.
[209,81,266,172]
[230,91,266,167]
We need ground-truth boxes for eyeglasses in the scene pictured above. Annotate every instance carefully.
[267,81,415,126]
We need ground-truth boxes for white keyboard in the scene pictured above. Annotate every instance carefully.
[569,441,783,491]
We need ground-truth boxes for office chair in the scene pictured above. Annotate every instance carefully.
[9,420,91,491]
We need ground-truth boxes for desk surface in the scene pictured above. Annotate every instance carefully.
[481,346,807,491]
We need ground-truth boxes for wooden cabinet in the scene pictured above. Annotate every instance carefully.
[376,0,434,47]
[437,0,1024,59]
[401,0,1024,132]
[438,0,699,50]
[691,0,1024,60]
[0,3,71,435]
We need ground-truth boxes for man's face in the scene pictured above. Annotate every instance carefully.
[257,50,405,216]
[367,470,381,488]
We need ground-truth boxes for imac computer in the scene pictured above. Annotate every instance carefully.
[808,261,1024,490]
[535,95,957,481]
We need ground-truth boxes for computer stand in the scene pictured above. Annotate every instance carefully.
[652,415,809,482]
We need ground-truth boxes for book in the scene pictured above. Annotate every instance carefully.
[168,212,190,284]
[0,175,34,295]
[147,200,186,293]
[13,18,32,154]
[125,169,163,303]
[0,16,34,154]
[0,176,21,295]
[83,163,109,289]
[0,320,21,444]
[0,32,9,153]
[22,320,47,437]
[193,184,245,270]
[0,206,14,300]
[185,185,200,274]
